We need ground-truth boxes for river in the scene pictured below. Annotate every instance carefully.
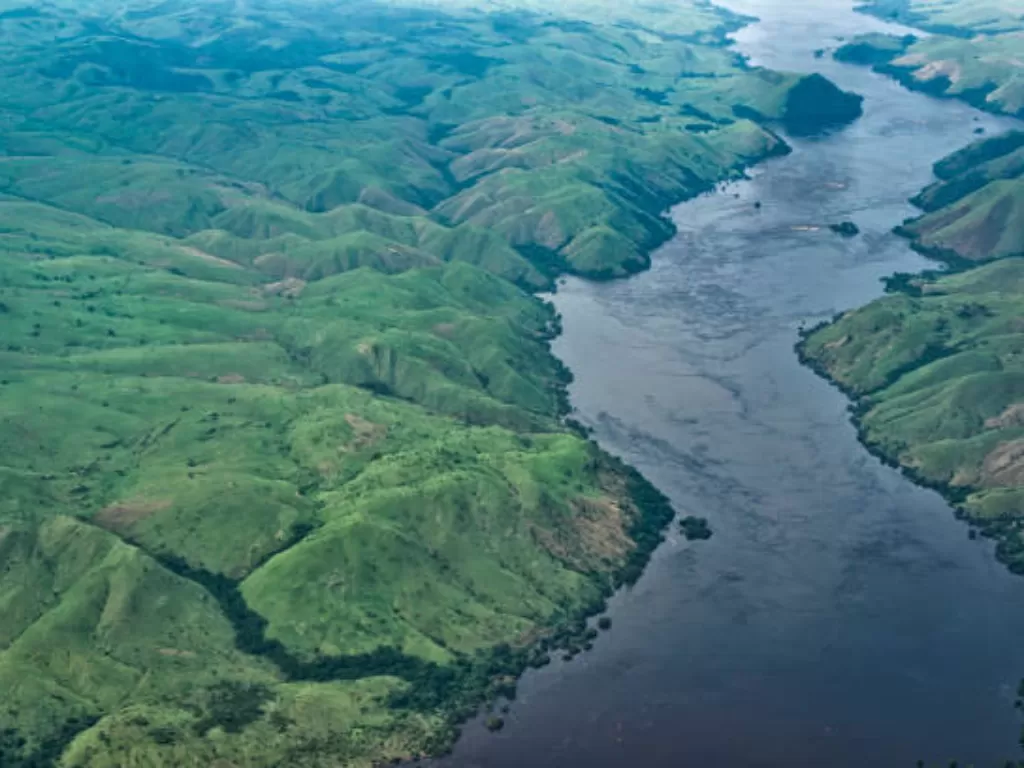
[436,1,1024,765]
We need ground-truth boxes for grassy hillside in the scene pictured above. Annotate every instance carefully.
[0,0,864,282]
[897,131,1024,264]
[0,0,865,765]
[802,131,1024,576]
[836,0,1024,118]
[857,0,1023,36]
[0,197,676,766]
[801,257,1024,570]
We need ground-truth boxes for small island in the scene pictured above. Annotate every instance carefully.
[679,516,713,541]
[829,221,860,237]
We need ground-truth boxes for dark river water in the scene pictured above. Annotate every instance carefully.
[437,1,1024,765]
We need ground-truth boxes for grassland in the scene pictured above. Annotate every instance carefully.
[801,255,1024,569]
[0,0,854,284]
[858,0,1024,36]
[895,131,1024,264]
[836,0,1024,118]
[0,0,865,764]
[803,42,1024,578]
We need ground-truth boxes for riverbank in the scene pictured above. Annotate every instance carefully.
[833,0,1023,120]
[799,233,1024,558]
[0,1,871,765]
[799,0,1024,582]
[431,0,1024,763]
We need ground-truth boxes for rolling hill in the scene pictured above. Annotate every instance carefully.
[836,0,1024,118]
[0,0,865,764]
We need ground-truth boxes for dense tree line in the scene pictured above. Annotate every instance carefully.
[154,549,543,719]
[0,717,98,768]
[617,461,676,586]
[142,452,680,727]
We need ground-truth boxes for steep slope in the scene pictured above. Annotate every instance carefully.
[896,131,1024,264]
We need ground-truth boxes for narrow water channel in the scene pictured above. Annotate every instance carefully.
[437,1,1024,765]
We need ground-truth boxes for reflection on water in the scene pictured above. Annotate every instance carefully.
[437,1,1024,765]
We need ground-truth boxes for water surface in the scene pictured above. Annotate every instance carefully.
[439,1,1024,765]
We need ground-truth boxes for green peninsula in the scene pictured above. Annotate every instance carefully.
[804,0,1024,579]
[897,131,1024,264]
[836,0,1024,117]
[801,251,1024,567]
[0,0,863,764]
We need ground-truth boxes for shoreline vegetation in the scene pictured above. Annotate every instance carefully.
[833,0,1023,119]
[0,0,863,764]
[802,6,1023,754]
[802,0,1024,624]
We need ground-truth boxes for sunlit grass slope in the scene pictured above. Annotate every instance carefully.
[803,129,1024,576]
[858,0,1023,35]
[0,0,861,281]
[0,208,653,765]
[0,0,866,764]
[898,131,1024,264]
[839,0,1023,118]
[802,258,1024,569]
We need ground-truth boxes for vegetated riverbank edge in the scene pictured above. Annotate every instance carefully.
[0,2,872,762]
[796,325,987,534]
[831,1,1023,122]
[401,48,872,761]
[405,124,792,758]
[399,43,874,756]
[795,2,1024,746]
[797,11,1024,576]
[833,37,1007,118]
[796,247,1024,567]
[427,42,876,751]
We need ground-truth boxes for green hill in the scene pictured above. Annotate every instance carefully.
[0,203,665,766]
[836,0,1024,118]
[801,257,1024,570]
[802,133,1024,577]
[857,0,1023,36]
[897,131,1024,264]
[0,0,864,764]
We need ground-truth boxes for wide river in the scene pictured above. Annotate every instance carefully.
[438,1,1024,765]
